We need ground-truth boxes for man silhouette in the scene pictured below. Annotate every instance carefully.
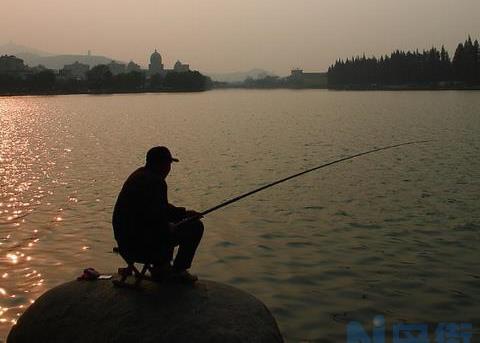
[113,146,204,283]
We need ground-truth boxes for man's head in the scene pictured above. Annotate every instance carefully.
[145,146,179,177]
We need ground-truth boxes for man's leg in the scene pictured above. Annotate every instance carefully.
[172,219,204,271]
[149,244,174,280]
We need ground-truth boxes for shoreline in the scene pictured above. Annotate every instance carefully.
[326,85,480,91]
[216,84,480,91]
[1,85,479,97]
[0,88,209,97]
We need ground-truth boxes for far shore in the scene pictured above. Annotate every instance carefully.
[326,84,480,91]
[1,85,480,97]
[0,88,209,97]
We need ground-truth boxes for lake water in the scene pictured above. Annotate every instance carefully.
[0,90,479,341]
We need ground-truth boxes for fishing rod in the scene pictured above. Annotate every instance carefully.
[176,140,431,226]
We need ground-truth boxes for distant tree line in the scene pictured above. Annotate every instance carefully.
[0,64,212,94]
[85,65,211,91]
[0,70,57,93]
[150,70,212,91]
[328,36,480,88]
[221,75,320,89]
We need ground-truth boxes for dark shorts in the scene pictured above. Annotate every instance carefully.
[117,219,204,265]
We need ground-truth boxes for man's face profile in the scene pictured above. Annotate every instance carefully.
[156,160,172,178]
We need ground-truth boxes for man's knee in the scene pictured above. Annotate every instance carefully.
[189,219,204,239]
[177,219,204,241]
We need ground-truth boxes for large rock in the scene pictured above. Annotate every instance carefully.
[8,278,283,343]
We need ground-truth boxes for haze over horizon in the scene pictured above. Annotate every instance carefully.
[2,0,479,75]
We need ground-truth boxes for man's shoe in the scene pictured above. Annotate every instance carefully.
[169,269,198,284]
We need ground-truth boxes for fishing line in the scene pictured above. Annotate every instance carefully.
[177,139,432,225]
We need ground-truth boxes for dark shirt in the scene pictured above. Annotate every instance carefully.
[112,166,186,255]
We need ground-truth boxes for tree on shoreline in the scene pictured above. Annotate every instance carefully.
[87,65,113,90]
[112,71,145,91]
[328,36,479,87]
[0,63,211,94]
[453,36,480,83]
[27,70,56,91]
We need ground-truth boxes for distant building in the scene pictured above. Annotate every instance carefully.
[290,69,304,79]
[30,65,49,73]
[145,49,193,77]
[173,60,190,73]
[107,61,126,75]
[0,55,26,73]
[60,61,90,80]
[127,61,141,73]
[149,49,164,75]
[289,69,327,88]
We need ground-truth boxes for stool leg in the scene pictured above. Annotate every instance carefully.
[120,264,134,281]
[113,263,135,287]
[134,264,149,286]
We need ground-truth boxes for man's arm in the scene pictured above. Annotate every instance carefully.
[167,203,187,222]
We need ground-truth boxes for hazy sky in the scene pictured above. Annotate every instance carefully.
[2,0,479,74]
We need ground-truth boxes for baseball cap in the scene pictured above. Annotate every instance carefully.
[146,146,179,165]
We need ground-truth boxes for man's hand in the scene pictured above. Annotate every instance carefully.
[185,210,203,219]
[169,210,203,232]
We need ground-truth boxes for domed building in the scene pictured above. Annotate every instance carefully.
[174,60,190,73]
[148,49,164,75]
[146,49,193,77]
[127,61,141,72]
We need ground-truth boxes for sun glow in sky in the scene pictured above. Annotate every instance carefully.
[1,0,479,74]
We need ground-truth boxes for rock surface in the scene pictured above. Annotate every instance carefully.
[8,277,283,343]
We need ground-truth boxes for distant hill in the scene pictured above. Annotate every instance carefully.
[0,42,123,69]
[207,69,276,83]
[0,42,52,57]
[16,54,119,70]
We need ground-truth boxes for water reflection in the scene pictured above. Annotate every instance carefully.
[0,98,65,333]
[1,91,480,341]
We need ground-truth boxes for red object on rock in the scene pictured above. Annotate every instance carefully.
[77,268,101,281]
